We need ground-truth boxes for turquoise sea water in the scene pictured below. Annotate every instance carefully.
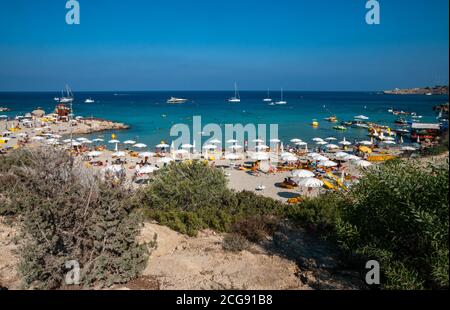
[0,91,447,148]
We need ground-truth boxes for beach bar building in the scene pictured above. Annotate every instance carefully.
[411,123,441,141]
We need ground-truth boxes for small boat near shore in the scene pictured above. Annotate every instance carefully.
[333,125,347,131]
[0,107,11,112]
[85,98,95,103]
[167,97,188,104]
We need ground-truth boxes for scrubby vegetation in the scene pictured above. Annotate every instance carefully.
[137,159,448,290]
[1,148,448,290]
[0,148,151,289]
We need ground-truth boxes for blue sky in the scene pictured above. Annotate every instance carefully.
[0,0,448,91]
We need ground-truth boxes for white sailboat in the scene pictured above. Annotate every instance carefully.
[85,98,95,103]
[263,89,272,102]
[59,85,74,103]
[228,82,241,103]
[275,88,287,105]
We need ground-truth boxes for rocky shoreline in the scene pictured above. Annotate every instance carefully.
[73,118,130,134]
[384,85,449,95]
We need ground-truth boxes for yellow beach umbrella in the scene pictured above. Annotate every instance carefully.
[359,146,372,154]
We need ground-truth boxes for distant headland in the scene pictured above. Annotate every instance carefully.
[384,85,449,95]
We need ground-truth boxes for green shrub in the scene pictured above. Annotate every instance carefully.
[223,233,250,252]
[232,214,279,243]
[338,159,449,289]
[1,148,151,289]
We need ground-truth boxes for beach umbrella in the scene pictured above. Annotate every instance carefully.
[31,136,45,141]
[290,138,302,143]
[298,178,324,188]
[359,146,372,154]
[316,141,328,145]
[295,141,308,146]
[209,139,221,144]
[63,139,76,143]
[315,155,329,162]
[0,115,7,119]
[87,151,103,157]
[52,134,62,139]
[158,157,174,164]
[335,152,349,159]
[224,153,241,160]
[326,144,339,149]
[181,144,194,149]
[383,136,395,141]
[82,139,93,144]
[307,152,321,158]
[174,149,189,155]
[270,138,281,143]
[156,143,170,148]
[318,160,338,168]
[312,137,324,142]
[203,144,217,150]
[134,143,147,148]
[77,137,88,141]
[281,152,295,157]
[252,152,269,161]
[256,144,269,150]
[343,154,361,161]
[109,139,120,144]
[17,133,28,137]
[325,137,337,141]
[355,160,372,168]
[112,151,126,157]
[253,139,264,143]
[71,141,82,147]
[339,138,352,146]
[226,139,238,144]
[139,152,155,158]
[93,138,104,142]
[46,140,60,145]
[138,165,159,174]
[124,140,136,145]
[292,170,315,178]
[358,141,373,146]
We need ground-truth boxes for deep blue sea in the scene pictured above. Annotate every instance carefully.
[0,91,447,148]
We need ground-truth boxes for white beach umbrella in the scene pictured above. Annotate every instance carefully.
[134,143,147,148]
[307,152,321,158]
[270,138,281,143]
[181,144,194,149]
[109,139,120,144]
[82,139,93,144]
[47,139,60,145]
[290,138,302,143]
[226,139,238,144]
[280,152,295,157]
[209,139,221,144]
[71,141,82,147]
[139,152,155,158]
[77,137,88,141]
[316,141,328,145]
[383,136,396,141]
[31,136,45,141]
[17,133,28,137]
[174,149,189,155]
[292,169,315,178]
[315,155,329,162]
[358,141,373,146]
[326,144,339,149]
[63,139,76,143]
[335,151,349,158]
[203,144,217,150]
[156,143,170,148]
[298,178,324,188]
[339,138,352,146]
[112,151,126,157]
[383,141,396,145]
[312,137,324,142]
[123,140,136,145]
[325,137,337,141]
[355,160,372,168]
[93,138,104,142]
[318,160,338,168]
[87,151,103,157]
[253,139,264,143]
[295,141,308,147]
[52,134,62,139]
[344,154,361,161]
[256,144,269,150]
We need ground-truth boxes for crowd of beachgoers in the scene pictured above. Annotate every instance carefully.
[0,111,422,202]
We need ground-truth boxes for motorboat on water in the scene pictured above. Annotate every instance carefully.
[0,107,11,112]
[228,82,241,103]
[167,97,188,104]
[324,115,338,123]
[333,125,347,131]
[85,98,95,103]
